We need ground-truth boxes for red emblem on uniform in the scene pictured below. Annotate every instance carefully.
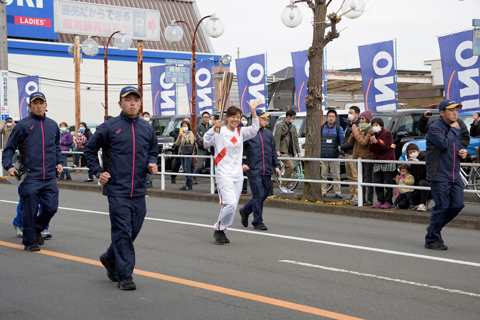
[116,128,121,134]
[30,125,34,130]
[230,136,238,145]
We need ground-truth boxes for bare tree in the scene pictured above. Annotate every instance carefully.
[302,0,350,202]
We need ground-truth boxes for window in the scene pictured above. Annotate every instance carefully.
[153,119,169,136]
[397,114,422,136]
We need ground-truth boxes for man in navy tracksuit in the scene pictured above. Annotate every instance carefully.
[84,87,158,290]
[425,100,467,250]
[2,92,63,252]
[239,110,281,230]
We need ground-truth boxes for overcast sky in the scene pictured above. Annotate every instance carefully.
[197,0,480,74]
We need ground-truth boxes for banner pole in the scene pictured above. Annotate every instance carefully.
[395,38,398,110]
[211,57,216,112]
[265,52,269,111]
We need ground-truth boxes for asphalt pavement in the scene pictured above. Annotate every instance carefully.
[0,183,479,320]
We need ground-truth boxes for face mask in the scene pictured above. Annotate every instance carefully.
[409,152,419,159]
[241,121,247,126]
[77,132,82,136]
[6,123,12,127]
[208,120,213,126]
[372,126,381,133]
[60,127,67,132]
[144,117,150,122]
[182,127,188,132]
[348,114,355,121]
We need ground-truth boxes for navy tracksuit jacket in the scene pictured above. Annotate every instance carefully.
[84,112,158,281]
[243,127,281,226]
[425,117,465,243]
[2,114,62,245]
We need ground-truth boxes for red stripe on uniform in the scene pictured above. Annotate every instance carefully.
[237,127,241,135]
[214,147,227,166]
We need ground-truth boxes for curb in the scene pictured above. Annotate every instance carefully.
[2,179,479,230]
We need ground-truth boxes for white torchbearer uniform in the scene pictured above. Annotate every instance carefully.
[204,118,259,231]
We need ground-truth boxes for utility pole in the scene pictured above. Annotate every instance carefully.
[1,0,7,176]
[0,0,7,71]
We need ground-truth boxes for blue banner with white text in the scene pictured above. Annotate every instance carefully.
[439,30,480,112]
[17,76,39,120]
[150,65,176,116]
[187,59,214,115]
[358,40,397,111]
[235,54,267,113]
[291,50,326,112]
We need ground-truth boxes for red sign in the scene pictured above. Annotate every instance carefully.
[14,16,52,28]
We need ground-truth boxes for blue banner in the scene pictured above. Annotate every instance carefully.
[291,50,326,112]
[150,65,176,116]
[358,40,397,111]
[17,75,39,120]
[235,54,266,114]
[6,0,57,40]
[187,59,214,115]
[439,30,480,112]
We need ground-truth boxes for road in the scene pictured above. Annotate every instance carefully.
[0,184,479,320]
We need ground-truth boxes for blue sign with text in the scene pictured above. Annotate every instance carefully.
[6,0,58,40]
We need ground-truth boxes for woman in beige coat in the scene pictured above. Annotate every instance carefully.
[348,110,374,206]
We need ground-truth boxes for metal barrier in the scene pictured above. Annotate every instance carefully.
[2,149,479,205]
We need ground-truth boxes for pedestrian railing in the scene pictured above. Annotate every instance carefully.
[2,149,479,207]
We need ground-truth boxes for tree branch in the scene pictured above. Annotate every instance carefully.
[306,0,315,12]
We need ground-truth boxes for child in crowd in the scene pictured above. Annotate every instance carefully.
[393,164,415,210]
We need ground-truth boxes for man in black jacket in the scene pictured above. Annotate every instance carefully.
[471,111,480,137]
[84,87,158,290]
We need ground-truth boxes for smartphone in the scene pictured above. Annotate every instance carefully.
[426,111,432,117]
[179,127,183,134]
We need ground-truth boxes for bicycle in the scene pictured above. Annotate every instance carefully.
[460,163,480,199]
[278,160,333,192]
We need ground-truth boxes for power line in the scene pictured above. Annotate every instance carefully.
[8,70,152,86]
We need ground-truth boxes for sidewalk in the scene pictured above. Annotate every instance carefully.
[3,169,479,230]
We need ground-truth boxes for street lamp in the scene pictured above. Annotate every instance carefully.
[82,30,132,121]
[164,14,224,135]
[280,1,303,28]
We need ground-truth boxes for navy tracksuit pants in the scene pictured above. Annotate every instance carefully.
[19,179,58,245]
[105,196,147,281]
[426,180,464,243]
[243,175,271,226]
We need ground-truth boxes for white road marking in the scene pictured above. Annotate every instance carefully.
[2,199,480,268]
[280,260,480,298]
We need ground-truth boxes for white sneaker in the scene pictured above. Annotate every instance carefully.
[417,204,427,212]
[350,196,358,203]
[426,199,432,210]
[41,229,52,239]
[281,187,294,194]
[14,225,23,238]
